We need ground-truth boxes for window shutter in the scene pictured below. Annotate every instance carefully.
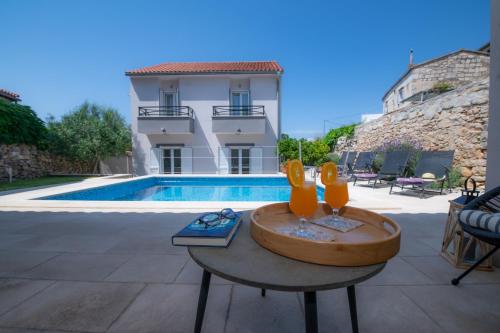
[150,148,162,174]
[181,147,193,174]
[219,147,230,174]
[250,147,263,174]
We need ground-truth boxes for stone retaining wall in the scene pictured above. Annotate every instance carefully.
[0,144,93,181]
[345,78,489,184]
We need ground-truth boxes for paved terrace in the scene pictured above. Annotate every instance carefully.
[0,186,500,332]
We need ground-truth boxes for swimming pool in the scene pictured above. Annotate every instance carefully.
[39,177,325,202]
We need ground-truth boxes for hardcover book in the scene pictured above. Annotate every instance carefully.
[172,213,242,247]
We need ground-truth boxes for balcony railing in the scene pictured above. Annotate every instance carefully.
[138,106,194,118]
[212,105,265,117]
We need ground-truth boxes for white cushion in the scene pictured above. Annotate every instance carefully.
[459,210,500,233]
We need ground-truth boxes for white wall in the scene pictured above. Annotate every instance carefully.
[130,74,280,175]
[486,0,500,190]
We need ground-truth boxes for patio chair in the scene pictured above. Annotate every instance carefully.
[350,152,375,174]
[352,151,410,188]
[451,186,500,285]
[337,151,358,175]
[389,150,455,198]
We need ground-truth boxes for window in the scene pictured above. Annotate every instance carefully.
[230,148,251,174]
[162,148,182,174]
[160,91,178,115]
[398,87,405,103]
[231,91,250,115]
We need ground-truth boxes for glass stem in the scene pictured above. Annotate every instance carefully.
[332,208,339,220]
[299,217,307,231]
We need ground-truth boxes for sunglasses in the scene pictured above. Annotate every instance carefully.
[196,208,238,229]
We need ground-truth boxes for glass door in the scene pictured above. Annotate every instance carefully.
[231,91,250,116]
[162,148,182,174]
[161,92,178,116]
[230,148,251,174]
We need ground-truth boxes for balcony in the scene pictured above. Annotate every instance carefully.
[137,106,194,135]
[212,105,266,134]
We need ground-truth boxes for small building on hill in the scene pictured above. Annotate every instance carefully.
[382,48,490,114]
[0,89,21,103]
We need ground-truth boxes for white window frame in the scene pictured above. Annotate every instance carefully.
[230,90,251,116]
[159,146,183,174]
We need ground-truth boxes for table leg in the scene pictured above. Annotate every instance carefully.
[304,291,318,333]
[347,285,359,333]
[261,288,266,297]
[194,269,211,333]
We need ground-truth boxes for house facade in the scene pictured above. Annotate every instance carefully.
[126,61,283,175]
[382,49,490,113]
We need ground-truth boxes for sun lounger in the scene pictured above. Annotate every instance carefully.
[389,150,454,198]
[353,151,410,188]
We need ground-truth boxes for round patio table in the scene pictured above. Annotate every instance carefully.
[188,218,386,333]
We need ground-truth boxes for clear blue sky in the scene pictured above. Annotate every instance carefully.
[1,0,489,139]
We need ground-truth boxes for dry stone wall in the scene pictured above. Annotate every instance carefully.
[0,144,93,181]
[349,78,489,184]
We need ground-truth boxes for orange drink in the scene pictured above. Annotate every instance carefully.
[324,178,349,209]
[285,159,322,240]
[324,177,349,221]
[289,182,318,219]
[321,162,338,186]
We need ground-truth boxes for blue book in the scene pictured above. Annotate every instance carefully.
[172,212,242,247]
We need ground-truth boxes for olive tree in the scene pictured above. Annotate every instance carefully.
[47,102,131,173]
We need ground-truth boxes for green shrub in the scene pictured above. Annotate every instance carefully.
[375,138,423,176]
[323,124,357,149]
[278,134,330,167]
[327,152,340,164]
[0,99,48,148]
[432,82,454,93]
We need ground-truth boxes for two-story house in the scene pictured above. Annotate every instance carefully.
[126,61,283,175]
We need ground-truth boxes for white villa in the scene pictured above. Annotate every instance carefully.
[126,61,283,175]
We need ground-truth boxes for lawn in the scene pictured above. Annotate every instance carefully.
[0,176,92,192]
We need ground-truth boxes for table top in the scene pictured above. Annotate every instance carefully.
[188,217,385,292]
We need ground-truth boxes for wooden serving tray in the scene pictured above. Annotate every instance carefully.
[250,202,400,266]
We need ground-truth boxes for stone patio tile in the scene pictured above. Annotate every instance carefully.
[105,254,188,283]
[0,235,36,250]
[0,281,143,333]
[19,254,130,281]
[360,257,434,286]
[225,285,303,333]
[108,283,230,333]
[0,251,59,277]
[9,234,122,253]
[401,284,500,333]
[397,235,439,257]
[174,259,235,285]
[0,279,54,316]
[0,328,71,333]
[403,255,500,284]
[316,286,444,332]
[105,235,187,255]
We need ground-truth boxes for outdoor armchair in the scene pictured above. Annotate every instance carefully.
[452,186,500,285]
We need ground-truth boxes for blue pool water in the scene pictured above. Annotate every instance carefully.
[39,177,325,202]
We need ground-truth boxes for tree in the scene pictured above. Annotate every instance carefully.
[47,102,131,172]
[0,99,48,148]
[278,134,330,166]
[323,124,357,149]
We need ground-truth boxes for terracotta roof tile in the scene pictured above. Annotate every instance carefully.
[0,88,20,101]
[126,61,283,75]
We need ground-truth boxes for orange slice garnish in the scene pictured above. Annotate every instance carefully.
[321,162,338,185]
[287,159,305,187]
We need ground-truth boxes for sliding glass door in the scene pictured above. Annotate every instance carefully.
[230,148,250,174]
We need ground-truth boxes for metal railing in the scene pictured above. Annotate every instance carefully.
[138,106,194,118]
[212,105,265,117]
